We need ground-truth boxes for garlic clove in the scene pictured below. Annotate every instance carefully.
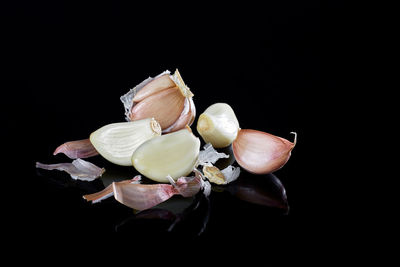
[130,87,185,130]
[132,74,176,103]
[162,97,196,133]
[90,118,161,166]
[131,128,200,183]
[232,130,297,174]
[197,103,240,148]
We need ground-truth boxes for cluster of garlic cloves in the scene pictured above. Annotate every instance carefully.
[121,69,195,133]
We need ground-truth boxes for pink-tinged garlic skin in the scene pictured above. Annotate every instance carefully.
[130,87,185,130]
[53,138,99,159]
[232,129,296,174]
[122,69,195,133]
[132,74,176,102]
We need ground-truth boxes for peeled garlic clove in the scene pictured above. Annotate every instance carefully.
[233,130,297,174]
[131,127,200,183]
[197,103,240,148]
[132,74,176,102]
[130,87,184,129]
[90,118,161,166]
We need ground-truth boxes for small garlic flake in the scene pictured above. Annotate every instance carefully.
[197,143,229,166]
[36,158,105,181]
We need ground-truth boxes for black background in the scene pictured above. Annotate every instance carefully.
[0,0,345,260]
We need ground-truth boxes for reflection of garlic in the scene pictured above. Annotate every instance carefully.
[197,103,240,148]
[131,127,200,183]
[121,70,195,133]
[90,118,161,166]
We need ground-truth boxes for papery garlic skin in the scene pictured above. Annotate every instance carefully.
[233,130,296,174]
[90,118,161,166]
[197,103,240,148]
[120,69,195,133]
[131,128,200,183]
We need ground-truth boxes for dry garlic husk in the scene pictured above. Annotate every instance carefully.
[131,127,200,183]
[120,69,195,133]
[232,130,297,174]
[197,103,240,148]
[90,118,161,166]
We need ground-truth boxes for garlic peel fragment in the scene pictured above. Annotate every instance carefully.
[83,175,141,203]
[202,165,240,185]
[53,138,98,159]
[85,173,203,211]
[90,118,161,166]
[233,130,296,174]
[36,158,105,181]
[197,143,229,166]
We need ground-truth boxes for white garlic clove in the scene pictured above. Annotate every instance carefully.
[90,118,161,166]
[131,127,200,183]
[232,130,297,174]
[197,103,240,148]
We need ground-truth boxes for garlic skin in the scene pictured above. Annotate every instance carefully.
[197,103,240,148]
[120,70,195,133]
[131,128,200,183]
[232,130,297,174]
[90,118,161,166]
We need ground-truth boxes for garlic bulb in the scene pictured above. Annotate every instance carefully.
[90,118,161,166]
[120,69,195,133]
[232,130,297,174]
[197,103,240,148]
[131,127,200,183]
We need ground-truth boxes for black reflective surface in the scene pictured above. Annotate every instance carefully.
[2,1,327,256]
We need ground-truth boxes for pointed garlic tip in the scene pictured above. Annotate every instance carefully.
[131,128,200,183]
[232,129,296,175]
[89,118,161,166]
[197,103,240,148]
[171,69,194,98]
[290,132,297,146]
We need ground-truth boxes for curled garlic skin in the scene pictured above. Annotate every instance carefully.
[120,69,195,133]
[197,103,240,148]
[131,127,200,183]
[232,130,297,175]
[90,118,161,166]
